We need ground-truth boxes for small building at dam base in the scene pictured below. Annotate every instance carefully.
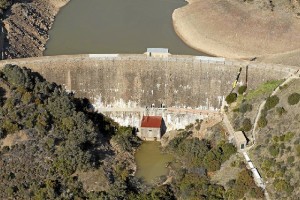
[138,116,167,141]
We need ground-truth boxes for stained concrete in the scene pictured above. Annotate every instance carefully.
[0,54,296,108]
[0,54,297,129]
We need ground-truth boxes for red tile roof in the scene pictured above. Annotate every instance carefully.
[141,116,162,128]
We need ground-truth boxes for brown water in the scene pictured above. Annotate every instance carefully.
[135,142,173,183]
[44,0,204,56]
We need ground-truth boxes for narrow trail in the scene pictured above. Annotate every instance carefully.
[250,70,300,150]
[230,69,300,200]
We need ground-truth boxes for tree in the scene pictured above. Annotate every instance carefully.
[150,185,175,200]
[258,116,267,128]
[287,93,300,105]
[242,118,252,131]
[225,93,237,104]
[239,103,252,113]
[265,95,279,110]
[0,0,11,10]
[203,150,221,171]
[238,85,247,95]
[268,145,279,157]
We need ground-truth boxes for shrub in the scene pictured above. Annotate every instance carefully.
[258,116,267,128]
[295,144,300,157]
[287,156,294,164]
[0,0,10,10]
[284,132,295,142]
[287,93,300,105]
[239,103,252,113]
[2,119,19,135]
[242,118,252,131]
[195,123,201,131]
[185,123,193,130]
[276,107,286,116]
[249,186,264,199]
[238,85,247,95]
[265,95,279,110]
[268,145,279,157]
[274,179,292,192]
[150,185,175,200]
[225,93,237,104]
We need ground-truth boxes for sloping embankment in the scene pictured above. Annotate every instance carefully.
[173,0,300,62]
[3,0,69,58]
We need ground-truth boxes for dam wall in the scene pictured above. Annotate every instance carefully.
[0,54,297,129]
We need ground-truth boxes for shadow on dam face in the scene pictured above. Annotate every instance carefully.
[0,54,297,128]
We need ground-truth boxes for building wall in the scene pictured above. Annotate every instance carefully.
[139,127,161,141]
[236,140,247,151]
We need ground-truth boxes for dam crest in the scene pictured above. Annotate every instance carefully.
[0,54,297,131]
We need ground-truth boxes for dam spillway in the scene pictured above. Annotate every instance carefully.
[0,54,297,129]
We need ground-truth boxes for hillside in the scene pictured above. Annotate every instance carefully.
[225,74,300,199]
[0,0,69,58]
[0,64,142,199]
[0,64,268,199]
[250,78,300,199]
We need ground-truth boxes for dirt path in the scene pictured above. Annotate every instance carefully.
[250,70,300,149]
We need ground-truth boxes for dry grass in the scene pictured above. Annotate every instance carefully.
[73,168,110,192]
[0,130,29,149]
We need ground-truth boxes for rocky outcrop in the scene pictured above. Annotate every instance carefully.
[3,0,69,58]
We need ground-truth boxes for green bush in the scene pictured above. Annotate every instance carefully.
[274,179,292,193]
[2,119,19,135]
[287,93,300,105]
[258,116,267,128]
[242,118,252,131]
[225,93,237,104]
[268,145,280,157]
[295,144,300,157]
[239,103,252,113]
[276,107,286,116]
[0,0,10,10]
[238,85,247,95]
[249,186,264,199]
[265,95,279,110]
[287,156,294,164]
[185,123,193,130]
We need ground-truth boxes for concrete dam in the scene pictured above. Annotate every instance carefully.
[0,54,297,130]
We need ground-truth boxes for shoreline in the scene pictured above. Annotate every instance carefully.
[2,0,70,59]
[172,0,300,66]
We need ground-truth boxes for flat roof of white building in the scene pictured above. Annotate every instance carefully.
[234,131,247,143]
[147,48,169,53]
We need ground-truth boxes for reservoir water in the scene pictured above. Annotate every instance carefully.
[44,0,203,56]
[135,142,173,183]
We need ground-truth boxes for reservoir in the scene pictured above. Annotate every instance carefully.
[44,0,203,56]
[135,142,173,183]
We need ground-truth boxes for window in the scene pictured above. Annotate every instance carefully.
[241,143,245,149]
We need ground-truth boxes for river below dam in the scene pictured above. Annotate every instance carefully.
[44,0,204,56]
[135,142,173,183]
